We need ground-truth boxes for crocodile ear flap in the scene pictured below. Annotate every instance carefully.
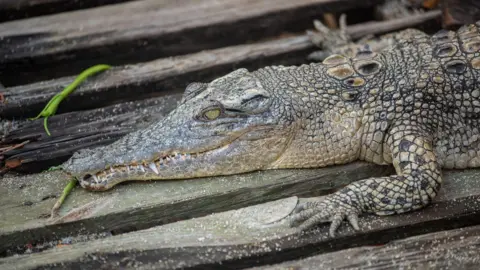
[235,88,271,114]
[181,82,208,104]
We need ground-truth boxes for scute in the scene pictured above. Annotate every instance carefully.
[445,60,467,74]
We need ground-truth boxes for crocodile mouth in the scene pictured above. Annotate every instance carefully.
[80,146,228,190]
[78,125,280,190]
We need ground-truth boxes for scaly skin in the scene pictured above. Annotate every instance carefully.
[63,22,480,236]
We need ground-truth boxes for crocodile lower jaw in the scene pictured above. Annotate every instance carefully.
[81,149,220,186]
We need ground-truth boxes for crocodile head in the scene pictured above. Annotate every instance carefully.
[63,65,365,191]
[62,68,297,190]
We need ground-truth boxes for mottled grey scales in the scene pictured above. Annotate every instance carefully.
[62,21,480,236]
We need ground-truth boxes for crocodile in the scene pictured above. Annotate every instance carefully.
[62,21,480,236]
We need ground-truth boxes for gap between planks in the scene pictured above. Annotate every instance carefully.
[0,168,479,269]
[251,224,480,269]
[0,0,136,23]
[2,95,182,173]
[0,162,393,256]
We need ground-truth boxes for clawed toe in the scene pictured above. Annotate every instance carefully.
[308,14,350,48]
[289,198,361,237]
[307,14,351,61]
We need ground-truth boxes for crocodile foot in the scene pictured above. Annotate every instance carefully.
[289,195,361,237]
[307,14,351,62]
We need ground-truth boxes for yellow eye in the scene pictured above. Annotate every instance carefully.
[203,108,221,120]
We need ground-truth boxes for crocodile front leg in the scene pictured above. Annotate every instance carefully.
[307,13,428,62]
[307,14,387,61]
[290,125,443,237]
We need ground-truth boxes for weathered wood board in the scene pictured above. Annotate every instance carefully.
[2,95,182,173]
[1,169,479,269]
[0,0,135,22]
[0,162,393,256]
[0,35,314,119]
[0,0,383,86]
[254,225,480,269]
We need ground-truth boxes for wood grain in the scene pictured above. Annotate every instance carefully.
[1,95,181,173]
[0,0,135,22]
[0,168,478,269]
[0,162,393,256]
[0,35,314,119]
[256,225,480,270]
[0,0,382,86]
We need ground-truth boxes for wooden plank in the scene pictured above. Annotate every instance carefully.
[1,169,479,269]
[442,0,480,30]
[0,35,314,119]
[0,162,394,256]
[0,11,442,119]
[0,0,135,23]
[1,95,181,173]
[255,225,480,269]
[0,0,382,86]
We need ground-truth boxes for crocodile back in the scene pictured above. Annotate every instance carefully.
[350,22,480,169]
[390,22,480,169]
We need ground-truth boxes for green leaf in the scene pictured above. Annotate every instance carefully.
[31,64,111,136]
[50,177,78,219]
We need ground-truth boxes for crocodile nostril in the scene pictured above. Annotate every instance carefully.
[83,174,92,181]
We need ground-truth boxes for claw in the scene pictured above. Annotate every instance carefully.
[307,30,323,47]
[308,13,351,60]
[339,13,348,40]
[313,19,330,34]
[347,213,360,231]
[329,213,344,237]
[297,212,331,232]
[289,196,361,237]
[289,208,318,227]
[339,14,347,30]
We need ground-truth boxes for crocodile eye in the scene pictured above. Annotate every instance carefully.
[202,108,221,120]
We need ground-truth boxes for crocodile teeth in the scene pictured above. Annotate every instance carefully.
[93,175,100,183]
[110,167,114,173]
[149,162,159,174]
